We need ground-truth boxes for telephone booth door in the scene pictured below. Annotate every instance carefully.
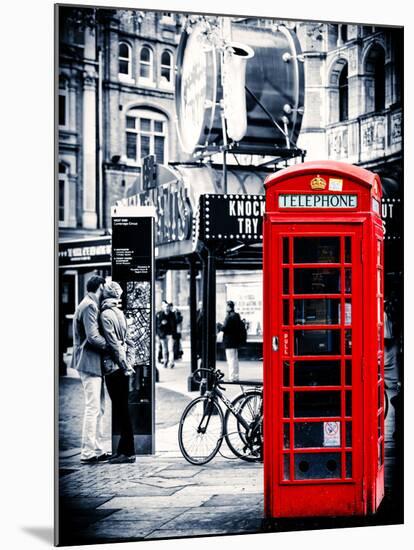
[266,223,365,517]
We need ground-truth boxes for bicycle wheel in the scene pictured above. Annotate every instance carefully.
[178,396,224,465]
[224,389,263,462]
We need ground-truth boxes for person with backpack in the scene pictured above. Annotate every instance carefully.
[217,300,247,382]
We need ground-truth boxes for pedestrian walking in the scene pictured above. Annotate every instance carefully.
[156,300,177,368]
[217,300,247,382]
[100,281,136,464]
[171,302,184,360]
[71,275,112,464]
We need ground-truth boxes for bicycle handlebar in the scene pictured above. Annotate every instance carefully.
[192,368,225,385]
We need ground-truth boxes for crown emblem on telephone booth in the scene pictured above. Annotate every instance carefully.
[310,174,327,190]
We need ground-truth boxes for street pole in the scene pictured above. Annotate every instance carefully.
[188,256,199,391]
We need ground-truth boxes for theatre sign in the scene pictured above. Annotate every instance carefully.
[197,194,266,242]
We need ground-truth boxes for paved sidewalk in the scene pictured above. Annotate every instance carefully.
[58,355,402,545]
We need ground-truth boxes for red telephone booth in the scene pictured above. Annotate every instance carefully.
[263,161,385,518]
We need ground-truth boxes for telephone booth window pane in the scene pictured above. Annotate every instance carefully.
[346,452,352,478]
[283,393,290,417]
[283,424,290,448]
[345,330,352,354]
[283,300,290,325]
[294,360,341,386]
[283,269,289,294]
[294,421,340,448]
[283,455,290,480]
[294,452,341,480]
[379,442,384,466]
[294,391,341,418]
[283,361,290,386]
[346,421,352,446]
[293,237,340,263]
[283,237,289,263]
[345,269,352,293]
[294,269,341,294]
[344,299,352,325]
[294,299,340,325]
[345,236,351,263]
[345,359,352,385]
[345,391,352,417]
[295,329,341,355]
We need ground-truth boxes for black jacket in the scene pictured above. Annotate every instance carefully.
[156,310,177,338]
[222,311,242,349]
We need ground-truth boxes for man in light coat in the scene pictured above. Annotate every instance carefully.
[71,275,111,464]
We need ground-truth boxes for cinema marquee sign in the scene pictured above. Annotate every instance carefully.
[198,194,265,242]
[278,194,358,209]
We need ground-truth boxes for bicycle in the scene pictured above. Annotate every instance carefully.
[178,368,263,465]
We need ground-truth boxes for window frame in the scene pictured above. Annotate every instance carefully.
[118,41,133,82]
[338,64,349,122]
[139,45,155,86]
[58,163,70,227]
[125,108,168,166]
[58,89,68,128]
[160,49,173,89]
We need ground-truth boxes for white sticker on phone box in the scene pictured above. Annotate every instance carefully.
[323,421,340,447]
[329,178,343,191]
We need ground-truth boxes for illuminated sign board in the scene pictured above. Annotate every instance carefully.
[198,194,265,241]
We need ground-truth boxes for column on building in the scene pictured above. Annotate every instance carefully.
[82,25,98,229]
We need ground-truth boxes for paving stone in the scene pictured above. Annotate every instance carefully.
[59,497,112,510]
[145,528,227,539]
[202,493,263,507]
[72,520,155,542]
[98,495,211,509]
[173,484,261,497]
[105,507,191,522]
[155,468,202,478]
[154,505,264,534]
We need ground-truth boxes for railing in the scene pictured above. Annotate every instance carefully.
[326,107,402,164]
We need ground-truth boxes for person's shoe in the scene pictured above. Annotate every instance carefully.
[109,454,136,464]
[170,363,175,369]
[97,453,112,463]
[80,456,98,465]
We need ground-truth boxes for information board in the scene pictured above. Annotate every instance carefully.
[111,206,156,455]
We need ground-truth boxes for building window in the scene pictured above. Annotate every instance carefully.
[125,109,167,165]
[139,46,154,82]
[119,42,132,78]
[374,51,385,111]
[160,50,173,86]
[339,64,349,122]
[59,163,68,224]
[364,44,386,113]
[340,25,348,43]
[59,92,67,127]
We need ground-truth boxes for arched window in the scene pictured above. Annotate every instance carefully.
[339,64,349,122]
[125,108,167,164]
[374,50,385,111]
[160,50,173,86]
[364,44,386,113]
[119,42,131,78]
[139,46,153,82]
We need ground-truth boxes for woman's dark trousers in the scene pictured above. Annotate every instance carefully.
[105,369,135,457]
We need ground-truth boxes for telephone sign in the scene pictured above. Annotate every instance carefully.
[263,161,385,518]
